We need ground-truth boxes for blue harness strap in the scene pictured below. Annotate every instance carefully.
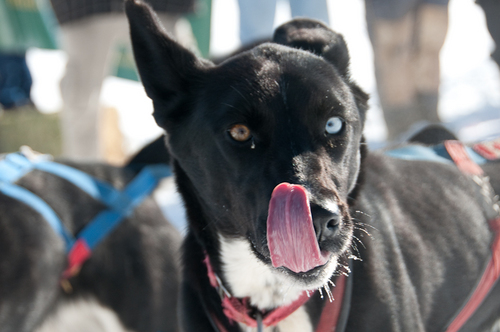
[63,163,171,279]
[36,161,119,206]
[385,143,489,165]
[0,182,75,248]
[75,165,172,249]
[0,152,40,183]
[0,152,75,248]
[0,151,172,279]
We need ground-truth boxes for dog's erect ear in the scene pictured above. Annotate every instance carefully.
[273,19,350,78]
[274,19,369,124]
[125,0,210,127]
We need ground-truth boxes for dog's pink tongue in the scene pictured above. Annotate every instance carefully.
[267,183,328,273]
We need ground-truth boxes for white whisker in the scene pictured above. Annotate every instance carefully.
[352,235,366,249]
[324,284,334,302]
[353,226,372,237]
[350,243,362,260]
[348,254,363,261]
[354,210,371,217]
[353,220,378,231]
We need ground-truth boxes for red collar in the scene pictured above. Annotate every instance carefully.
[203,253,349,331]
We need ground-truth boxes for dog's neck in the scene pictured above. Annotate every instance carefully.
[204,249,313,328]
[205,238,316,331]
[209,237,351,332]
[218,236,308,309]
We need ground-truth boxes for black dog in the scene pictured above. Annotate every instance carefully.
[126,1,500,331]
[0,148,181,332]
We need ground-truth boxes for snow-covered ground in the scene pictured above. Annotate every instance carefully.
[25,0,500,232]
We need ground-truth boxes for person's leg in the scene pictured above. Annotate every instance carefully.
[237,0,277,45]
[289,0,330,25]
[59,14,127,161]
[476,0,500,68]
[413,2,448,124]
[366,1,419,140]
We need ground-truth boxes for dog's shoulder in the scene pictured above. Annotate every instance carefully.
[347,148,495,330]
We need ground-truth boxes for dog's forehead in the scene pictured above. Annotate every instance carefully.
[204,44,351,116]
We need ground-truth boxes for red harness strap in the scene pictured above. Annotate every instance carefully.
[446,217,500,332]
[315,274,348,332]
[62,239,92,279]
[473,137,500,160]
[221,291,311,328]
[444,140,484,176]
[203,254,349,331]
[444,141,500,332]
[203,254,311,328]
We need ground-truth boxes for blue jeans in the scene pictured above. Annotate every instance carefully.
[238,0,330,45]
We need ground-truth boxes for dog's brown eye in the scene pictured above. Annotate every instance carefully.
[228,124,252,142]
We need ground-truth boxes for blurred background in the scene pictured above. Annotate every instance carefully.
[1,0,500,230]
[2,0,499,155]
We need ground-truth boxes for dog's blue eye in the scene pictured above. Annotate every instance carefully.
[325,117,343,135]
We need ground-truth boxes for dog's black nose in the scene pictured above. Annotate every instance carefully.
[311,205,341,245]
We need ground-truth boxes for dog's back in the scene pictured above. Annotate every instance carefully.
[0,155,181,332]
[347,150,499,330]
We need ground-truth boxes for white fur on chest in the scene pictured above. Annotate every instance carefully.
[219,236,339,332]
[219,236,305,309]
[218,237,315,332]
[219,235,338,305]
